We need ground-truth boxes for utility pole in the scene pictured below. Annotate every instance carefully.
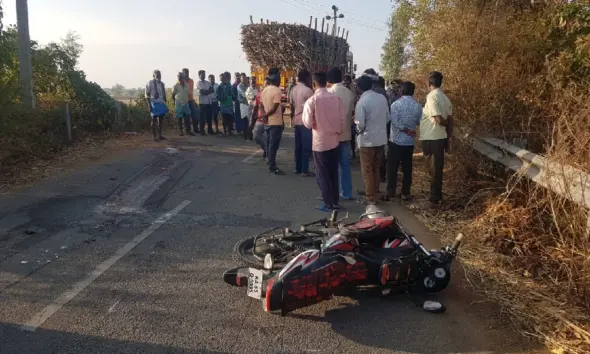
[16,0,35,109]
[325,5,344,36]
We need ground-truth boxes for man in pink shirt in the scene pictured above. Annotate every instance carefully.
[303,72,345,212]
[290,69,315,177]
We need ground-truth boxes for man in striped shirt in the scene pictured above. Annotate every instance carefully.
[382,81,421,202]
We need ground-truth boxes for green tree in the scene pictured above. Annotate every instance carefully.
[0,0,4,34]
[380,0,413,80]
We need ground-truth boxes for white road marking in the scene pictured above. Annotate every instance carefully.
[242,150,262,163]
[20,200,191,332]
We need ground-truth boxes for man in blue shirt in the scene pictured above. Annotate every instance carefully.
[382,81,422,201]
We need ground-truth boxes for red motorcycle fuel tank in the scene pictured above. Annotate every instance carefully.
[264,250,368,313]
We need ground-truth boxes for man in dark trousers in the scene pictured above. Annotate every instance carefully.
[232,72,242,134]
[197,70,215,135]
[382,81,422,202]
[260,68,286,175]
[303,72,344,212]
[182,68,199,135]
[420,71,453,208]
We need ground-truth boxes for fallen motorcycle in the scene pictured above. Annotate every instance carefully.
[223,205,463,316]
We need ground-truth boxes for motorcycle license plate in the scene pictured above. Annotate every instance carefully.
[247,268,264,299]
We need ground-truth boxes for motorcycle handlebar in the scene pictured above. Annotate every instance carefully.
[301,211,345,229]
[301,219,328,228]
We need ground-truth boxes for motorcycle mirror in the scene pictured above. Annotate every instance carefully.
[264,253,274,270]
[422,301,446,314]
[336,212,350,224]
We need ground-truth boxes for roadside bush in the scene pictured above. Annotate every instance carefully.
[0,105,68,165]
[0,26,152,172]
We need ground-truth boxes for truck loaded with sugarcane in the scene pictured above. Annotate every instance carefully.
[241,16,356,102]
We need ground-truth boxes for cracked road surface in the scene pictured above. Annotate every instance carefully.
[0,131,538,353]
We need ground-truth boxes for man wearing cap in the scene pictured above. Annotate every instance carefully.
[145,70,169,141]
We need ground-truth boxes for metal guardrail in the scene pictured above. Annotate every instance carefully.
[472,136,590,210]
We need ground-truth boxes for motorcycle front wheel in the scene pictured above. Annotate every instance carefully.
[233,235,300,270]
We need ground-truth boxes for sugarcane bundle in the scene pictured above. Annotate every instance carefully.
[241,21,350,71]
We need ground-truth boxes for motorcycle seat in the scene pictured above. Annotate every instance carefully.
[339,216,397,238]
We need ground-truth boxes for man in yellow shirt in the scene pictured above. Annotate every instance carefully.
[260,68,285,175]
[419,71,453,208]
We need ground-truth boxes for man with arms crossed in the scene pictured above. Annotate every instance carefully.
[382,81,422,202]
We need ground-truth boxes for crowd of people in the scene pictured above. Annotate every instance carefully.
[145,66,453,211]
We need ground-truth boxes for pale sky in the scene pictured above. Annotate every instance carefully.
[3,0,391,88]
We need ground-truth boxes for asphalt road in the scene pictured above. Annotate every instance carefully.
[0,129,538,354]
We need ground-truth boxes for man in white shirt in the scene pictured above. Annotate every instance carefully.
[327,67,356,200]
[197,70,215,135]
[145,70,168,141]
[419,71,453,208]
[208,74,221,134]
[354,75,389,205]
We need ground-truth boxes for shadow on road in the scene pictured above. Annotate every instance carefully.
[287,290,542,354]
[0,321,227,354]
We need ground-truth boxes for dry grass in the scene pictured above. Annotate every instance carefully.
[405,147,590,353]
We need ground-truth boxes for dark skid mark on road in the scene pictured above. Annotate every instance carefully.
[144,163,193,209]
[26,196,105,230]
[0,150,196,289]
[168,212,288,229]
[0,196,104,263]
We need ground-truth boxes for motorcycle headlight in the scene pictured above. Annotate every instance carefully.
[264,253,274,270]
